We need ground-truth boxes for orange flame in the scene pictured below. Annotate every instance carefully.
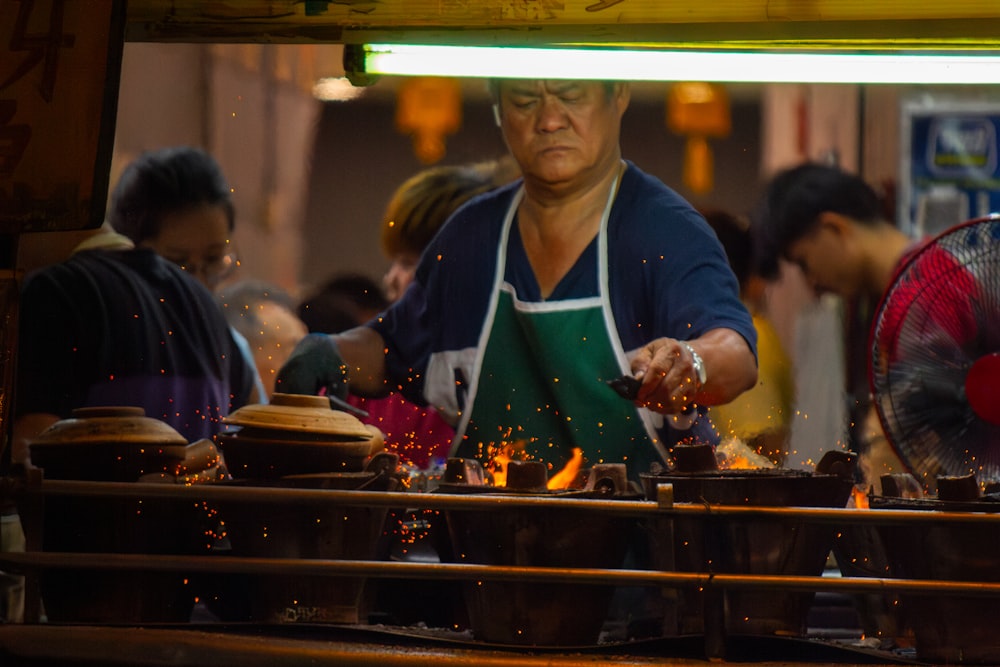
[716,437,775,470]
[487,441,583,490]
[723,454,756,470]
[851,484,870,510]
[547,448,584,490]
[489,449,513,488]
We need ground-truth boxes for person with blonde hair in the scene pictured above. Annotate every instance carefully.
[381,158,519,302]
[331,159,518,469]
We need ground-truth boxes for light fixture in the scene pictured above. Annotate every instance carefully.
[351,43,1000,85]
[312,76,367,101]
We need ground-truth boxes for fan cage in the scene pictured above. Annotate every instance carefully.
[870,214,1000,490]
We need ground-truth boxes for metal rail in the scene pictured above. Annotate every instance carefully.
[0,551,997,598]
[9,478,1000,599]
[22,478,1000,525]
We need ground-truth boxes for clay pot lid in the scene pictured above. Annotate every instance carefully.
[223,393,372,439]
[30,406,188,447]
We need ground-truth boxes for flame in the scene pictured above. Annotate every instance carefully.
[489,448,513,488]
[486,441,583,490]
[724,454,756,470]
[716,437,775,470]
[850,484,870,509]
[547,448,584,490]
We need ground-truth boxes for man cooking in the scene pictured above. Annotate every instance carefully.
[278,79,758,481]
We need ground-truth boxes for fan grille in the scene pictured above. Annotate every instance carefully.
[871,214,1000,489]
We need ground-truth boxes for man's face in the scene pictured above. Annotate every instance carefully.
[784,216,863,299]
[494,80,629,191]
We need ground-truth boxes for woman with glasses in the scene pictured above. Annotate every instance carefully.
[108,145,266,402]
[108,146,239,289]
[12,146,259,465]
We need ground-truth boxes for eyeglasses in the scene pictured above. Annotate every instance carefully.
[176,250,239,287]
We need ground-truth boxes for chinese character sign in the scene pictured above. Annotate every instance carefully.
[0,0,123,232]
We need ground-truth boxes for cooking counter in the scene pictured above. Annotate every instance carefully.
[6,479,1000,665]
[0,623,920,666]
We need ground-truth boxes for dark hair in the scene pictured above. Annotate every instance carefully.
[751,163,882,279]
[109,146,235,244]
[380,161,515,258]
[317,273,389,315]
[297,272,389,334]
[700,208,752,290]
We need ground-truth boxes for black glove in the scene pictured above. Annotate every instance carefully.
[275,333,348,399]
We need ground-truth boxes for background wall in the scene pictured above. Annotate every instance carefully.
[301,85,762,294]
[20,44,765,303]
[17,43,330,293]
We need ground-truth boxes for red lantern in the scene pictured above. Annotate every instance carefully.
[666,82,731,195]
[395,77,462,164]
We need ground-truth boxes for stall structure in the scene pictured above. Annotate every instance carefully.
[3,2,1000,665]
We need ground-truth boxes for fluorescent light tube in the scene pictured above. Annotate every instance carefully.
[360,43,1000,85]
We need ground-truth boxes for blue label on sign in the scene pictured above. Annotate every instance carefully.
[906,110,1000,235]
[927,117,997,177]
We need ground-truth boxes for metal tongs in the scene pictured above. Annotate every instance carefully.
[607,373,697,418]
[319,387,369,419]
[607,374,642,400]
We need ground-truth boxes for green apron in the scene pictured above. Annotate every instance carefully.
[453,175,667,480]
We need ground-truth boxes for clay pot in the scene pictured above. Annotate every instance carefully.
[204,453,404,625]
[441,460,638,646]
[219,393,384,478]
[641,454,856,638]
[29,406,189,482]
[25,406,220,623]
[873,491,1000,663]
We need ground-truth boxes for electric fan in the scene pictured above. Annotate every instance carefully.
[871,213,1000,491]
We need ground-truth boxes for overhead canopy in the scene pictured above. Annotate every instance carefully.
[125,1,1000,50]
[6,0,998,234]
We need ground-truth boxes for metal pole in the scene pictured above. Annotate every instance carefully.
[2,551,999,598]
[27,479,1000,525]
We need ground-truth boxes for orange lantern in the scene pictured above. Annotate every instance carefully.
[395,77,462,164]
[666,82,731,195]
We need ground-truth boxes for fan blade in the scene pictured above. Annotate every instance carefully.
[871,216,1000,490]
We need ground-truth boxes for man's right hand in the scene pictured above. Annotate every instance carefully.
[274,333,349,399]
